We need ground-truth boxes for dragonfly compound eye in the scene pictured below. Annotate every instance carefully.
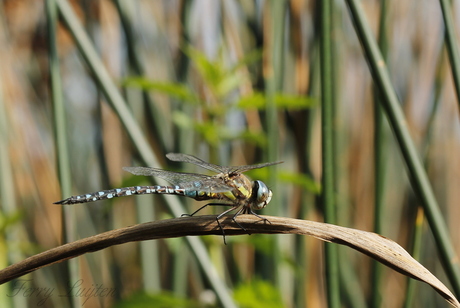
[254,180,272,210]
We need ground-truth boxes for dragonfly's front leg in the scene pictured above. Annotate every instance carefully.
[247,208,272,225]
[226,207,251,234]
[181,203,210,217]
[229,207,272,237]
[181,202,233,217]
[215,205,249,245]
[181,203,253,245]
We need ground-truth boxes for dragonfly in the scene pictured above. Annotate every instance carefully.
[55,153,282,243]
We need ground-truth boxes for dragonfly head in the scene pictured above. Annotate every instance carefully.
[253,180,273,210]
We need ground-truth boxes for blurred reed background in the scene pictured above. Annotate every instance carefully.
[0,0,459,307]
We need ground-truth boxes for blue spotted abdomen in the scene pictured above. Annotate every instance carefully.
[54,185,189,205]
[53,185,230,205]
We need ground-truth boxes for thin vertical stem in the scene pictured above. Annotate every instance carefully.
[114,0,171,150]
[404,210,425,308]
[114,0,161,293]
[46,0,79,307]
[439,0,460,111]
[0,54,24,308]
[371,0,389,306]
[54,1,237,307]
[262,0,285,289]
[346,0,460,297]
[265,0,283,178]
[405,47,446,308]
[321,0,340,307]
[48,2,71,197]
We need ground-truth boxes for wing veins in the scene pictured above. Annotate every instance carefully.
[122,166,233,192]
[167,153,283,174]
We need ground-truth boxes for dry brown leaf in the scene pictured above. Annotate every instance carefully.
[0,215,458,307]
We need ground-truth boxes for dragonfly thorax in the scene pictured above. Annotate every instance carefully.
[252,180,273,210]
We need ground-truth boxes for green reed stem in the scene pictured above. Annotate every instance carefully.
[346,0,460,297]
[403,207,424,308]
[321,1,340,307]
[439,0,460,111]
[370,0,389,306]
[55,1,237,307]
[47,0,81,306]
[114,0,171,151]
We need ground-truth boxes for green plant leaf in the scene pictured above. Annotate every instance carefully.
[236,92,266,109]
[216,74,243,97]
[230,49,263,73]
[236,130,267,147]
[183,46,223,87]
[0,210,23,234]
[183,45,246,98]
[278,171,321,194]
[123,77,198,103]
[234,279,283,308]
[274,94,316,109]
[193,121,226,146]
[172,111,194,129]
[237,92,316,110]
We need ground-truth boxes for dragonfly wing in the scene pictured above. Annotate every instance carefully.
[166,153,225,173]
[122,167,233,193]
[230,160,284,173]
[167,153,283,173]
[123,166,163,176]
[123,166,210,183]
[176,177,235,193]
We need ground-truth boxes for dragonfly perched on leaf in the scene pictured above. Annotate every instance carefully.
[55,153,282,243]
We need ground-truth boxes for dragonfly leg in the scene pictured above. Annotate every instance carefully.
[248,208,272,225]
[181,204,209,217]
[215,205,241,245]
[181,202,233,217]
[229,207,272,237]
[230,207,251,235]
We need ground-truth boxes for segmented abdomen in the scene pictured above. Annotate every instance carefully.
[54,186,190,205]
[53,185,230,205]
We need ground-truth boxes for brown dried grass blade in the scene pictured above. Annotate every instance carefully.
[0,215,458,307]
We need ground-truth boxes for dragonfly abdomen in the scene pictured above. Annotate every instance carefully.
[54,185,189,205]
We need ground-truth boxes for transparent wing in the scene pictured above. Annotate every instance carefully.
[167,153,283,174]
[166,153,225,173]
[230,160,284,173]
[122,166,233,192]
